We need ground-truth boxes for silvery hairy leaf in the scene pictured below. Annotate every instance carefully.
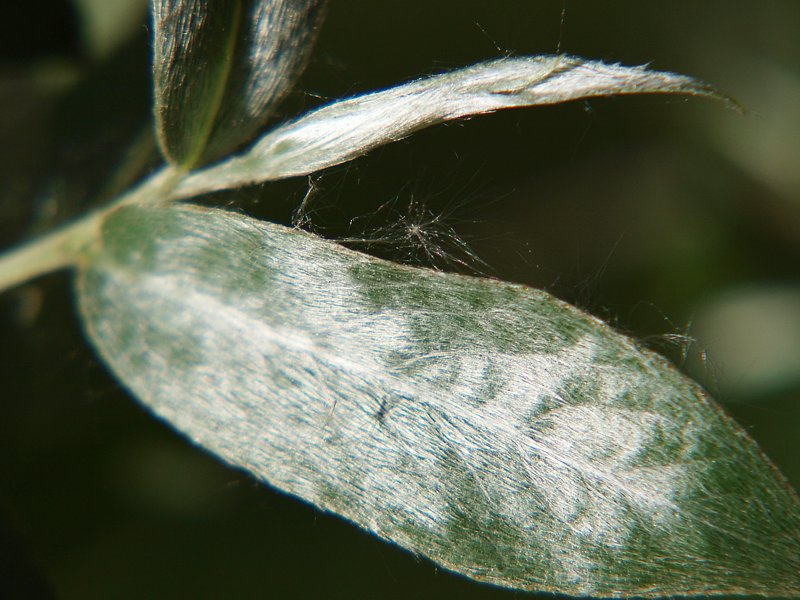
[172,55,728,199]
[76,202,800,598]
[152,0,324,167]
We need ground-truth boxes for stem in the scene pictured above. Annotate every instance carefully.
[0,217,99,292]
[0,165,180,295]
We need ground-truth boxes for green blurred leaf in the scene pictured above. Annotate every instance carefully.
[76,202,800,597]
[70,0,148,60]
[172,55,730,200]
[693,285,800,401]
[152,0,324,167]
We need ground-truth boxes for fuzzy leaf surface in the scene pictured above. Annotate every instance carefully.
[76,203,800,597]
[152,0,324,167]
[173,55,727,199]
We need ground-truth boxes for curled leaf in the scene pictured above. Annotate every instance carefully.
[173,55,730,199]
[153,0,324,167]
[77,203,800,597]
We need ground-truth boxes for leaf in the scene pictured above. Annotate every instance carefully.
[72,0,149,60]
[76,202,800,597]
[172,55,732,199]
[152,0,324,167]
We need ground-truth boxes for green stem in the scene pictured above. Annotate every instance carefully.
[0,165,180,295]
[0,216,98,292]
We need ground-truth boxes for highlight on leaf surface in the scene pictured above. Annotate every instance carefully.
[152,0,324,167]
[76,202,800,598]
[173,54,731,200]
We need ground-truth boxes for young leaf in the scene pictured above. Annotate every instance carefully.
[152,0,324,167]
[172,55,729,199]
[76,202,800,598]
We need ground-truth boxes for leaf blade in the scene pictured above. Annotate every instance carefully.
[173,55,731,198]
[152,0,324,167]
[77,203,800,597]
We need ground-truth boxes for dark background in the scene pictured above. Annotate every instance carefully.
[1,1,799,598]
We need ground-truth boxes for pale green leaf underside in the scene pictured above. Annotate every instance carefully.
[172,55,729,200]
[152,0,323,167]
[77,203,800,598]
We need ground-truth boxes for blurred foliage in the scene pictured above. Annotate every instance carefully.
[1,1,798,598]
